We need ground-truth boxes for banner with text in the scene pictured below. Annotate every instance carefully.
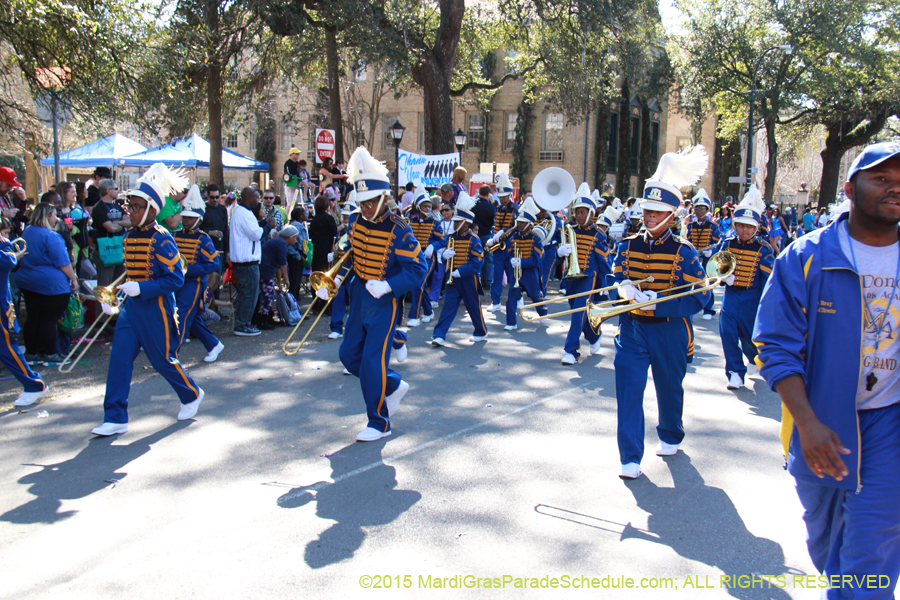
[398,150,461,189]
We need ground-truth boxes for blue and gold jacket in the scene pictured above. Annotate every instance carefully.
[409,213,445,262]
[0,240,21,332]
[339,211,427,298]
[510,228,544,292]
[493,201,520,242]
[714,235,773,293]
[570,223,611,280]
[174,229,219,287]
[446,229,484,292]
[686,215,722,253]
[123,223,184,303]
[614,228,707,319]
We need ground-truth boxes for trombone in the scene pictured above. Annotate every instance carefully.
[282,250,352,355]
[446,238,456,285]
[519,276,654,322]
[59,272,127,373]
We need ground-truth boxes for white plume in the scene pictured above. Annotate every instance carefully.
[828,198,851,223]
[346,146,388,183]
[414,182,429,203]
[611,197,623,210]
[739,184,766,214]
[649,146,709,188]
[496,172,513,193]
[604,204,624,223]
[455,191,476,214]
[183,184,204,212]
[693,188,711,203]
[141,162,188,197]
[520,196,540,218]
[591,189,601,202]
[573,182,592,202]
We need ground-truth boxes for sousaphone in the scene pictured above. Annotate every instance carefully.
[531,167,575,245]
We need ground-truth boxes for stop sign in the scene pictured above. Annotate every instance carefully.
[316,129,335,163]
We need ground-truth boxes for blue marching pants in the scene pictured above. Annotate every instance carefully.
[614,315,691,465]
[432,276,487,339]
[339,277,402,433]
[104,299,202,424]
[541,245,558,289]
[490,251,508,305]
[330,281,350,334]
[564,275,600,359]
[719,288,761,380]
[795,403,900,600]
[1,323,45,393]
[429,263,444,303]
[700,255,716,315]
[408,258,435,320]
[177,281,220,353]
[506,271,545,326]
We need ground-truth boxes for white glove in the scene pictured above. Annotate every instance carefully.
[635,289,659,311]
[366,279,392,299]
[101,303,119,316]
[510,257,521,267]
[724,274,736,286]
[424,245,434,259]
[315,287,330,300]
[442,248,456,260]
[557,243,573,257]
[487,236,497,247]
[117,281,141,297]
[619,281,637,301]
[703,249,713,258]
[327,252,334,263]
[334,276,343,287]
[451,270,461,278]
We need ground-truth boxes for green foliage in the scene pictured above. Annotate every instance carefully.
[511,99,534,183]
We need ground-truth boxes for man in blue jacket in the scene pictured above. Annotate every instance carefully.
[754,142,900,599]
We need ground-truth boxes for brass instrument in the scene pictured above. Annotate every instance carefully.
[562,224,586,281]
[282,251,353,355]
[446,238,456,285]
[59,272,128,373]
[11,238,26,258]
[513,245,522,288]
[519,276,654,322]
[485,227,515,253]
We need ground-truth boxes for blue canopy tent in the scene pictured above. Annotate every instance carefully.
[115,134,269,171]
[41,134,148,167]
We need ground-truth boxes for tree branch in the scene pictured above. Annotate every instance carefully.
[450,64,537,97]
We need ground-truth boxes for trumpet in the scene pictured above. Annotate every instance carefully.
[59,272,128,373]
[513,245,522,287]
[446,238,456,285]
[282,251,352,355]
[562,224,586,281]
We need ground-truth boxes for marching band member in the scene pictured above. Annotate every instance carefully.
[174,186,225,362]
[613,147,710,478]
[430,192,488,345]
[715,185,773,389]
[406,184,444,327]
[486,173,518,312]
[505,197,546,331]
[557,183,609,364]
[327,146,427,442]
[328,204,357,340]
[625,203,643,236]
[0,224,48,407]
[686,189,721,320]
[597,198,624,256]
[91,163,204,436]
[537,205,564,289]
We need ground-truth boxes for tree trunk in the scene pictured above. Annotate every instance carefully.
[763,117,778,203]
[638,102,651,186]
[325,27,344,161]
[819,136,844,210]
[414,56,456,155]
[615,80,630,199]
[206,0,223,186]
[592,106,609,189]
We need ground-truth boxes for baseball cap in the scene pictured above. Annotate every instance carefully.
[440,182,453,193]
[0,166,22,188]
[279,225,299,238]
[289,147,301,155]
[847,142,900,181]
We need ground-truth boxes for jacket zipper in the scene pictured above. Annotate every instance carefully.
[822,266,863,493]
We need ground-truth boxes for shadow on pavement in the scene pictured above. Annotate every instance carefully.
[276,440,421,570]
[621,453,792,599]
[0,422,190,524]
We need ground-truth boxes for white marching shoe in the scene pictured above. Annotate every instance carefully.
[177,388,205,421]
[14,388,47,407]
[421,314,434,323]
[620,463,642,479]
[342,367,352,375]
[327,331,343,340]
[386,380,409,416]
[656,441,680,456]
[430,337,445,347]
[561,353,577,365]
[503,324,517,331]
[589,340,602,355]
[91,422,128,436]
[430,301,439,309]
[356,427,392,442]
[702,313,713,320]
[203,341,225,362]
[469,334,487,342]
[727,371,744,390]
[394,344,408,363]
[407,318,421,327]
[487,303,502,312]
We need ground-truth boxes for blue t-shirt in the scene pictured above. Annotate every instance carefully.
[16,225,72,295]
[259,237,289,281]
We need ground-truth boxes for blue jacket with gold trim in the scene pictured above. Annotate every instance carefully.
[339,211,427,297]
[493,201,520,238]
[174,229,219,286]
[447,230,484,281]
[571,224,612,280]
[686,215,722,251]
[713,235,773,292]
[613,229,707,318]
[123,223,184,301]
[0,240,20,332]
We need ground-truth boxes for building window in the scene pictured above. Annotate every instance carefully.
[248,133,257,152]
[224,132,238,149]
[383,114,400,150]
[280,124,295,151]
[676,136,692,153]
[503,112,518,152]
[466,114,484,150]
[542,113,564,151]
[308,127,317,151]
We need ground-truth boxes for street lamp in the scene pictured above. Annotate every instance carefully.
[454,129,467,154]
[745,44,792,195]
[390,120,405,199]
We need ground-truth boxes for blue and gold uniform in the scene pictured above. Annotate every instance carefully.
[563,223,611,359]
[432,229,487,341]
[540,212,564,289]
[407,212,444,321]
[0,239,46,397]
[337,210,427,435]
[489,200,519,306]
[687,214,722,316]
[613,227,708,465]
[173,227,220,352]
[505,228,546,327]
[103,222,202,424]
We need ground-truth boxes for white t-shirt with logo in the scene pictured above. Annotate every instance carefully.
[838,222,900,410]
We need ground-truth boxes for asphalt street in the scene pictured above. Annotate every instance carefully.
[0,287,818,599]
